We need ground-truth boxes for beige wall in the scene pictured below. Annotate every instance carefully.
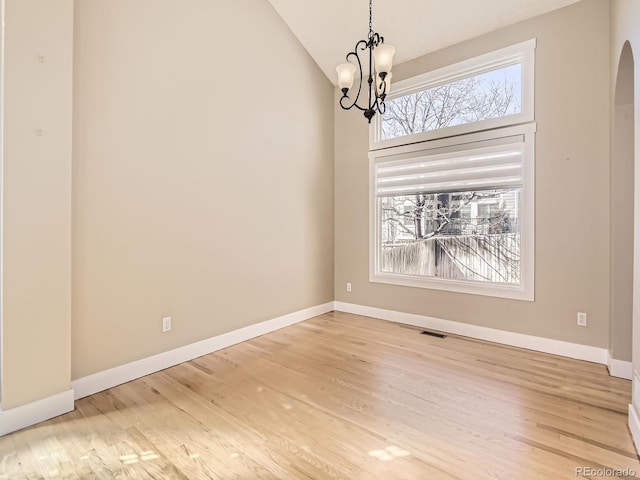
[71,0,334,379]
[610,0,640,379]
[335,0,611,347]
[1,0,73,409]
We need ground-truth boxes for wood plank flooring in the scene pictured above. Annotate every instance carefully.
[1,311,639,479]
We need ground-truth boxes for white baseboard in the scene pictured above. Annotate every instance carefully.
[72,302,334,400]
[0,389,74,437]
[607,353,633,380]
[333,301,608,365]
[629,404,640,456]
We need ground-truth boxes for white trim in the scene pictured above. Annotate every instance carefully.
[0,389,74,437]
[629,404,640,456]
[334,301,608,364]
[369,123,536,301]
[71,302,334,400]
[0,0,5,411]
[370,39,536,150]
[606,352,633,380]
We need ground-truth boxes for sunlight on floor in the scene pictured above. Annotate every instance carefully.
[118,450,160,465]
[368,445,411,461]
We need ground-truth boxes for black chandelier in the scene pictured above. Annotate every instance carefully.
[336,0,395,123]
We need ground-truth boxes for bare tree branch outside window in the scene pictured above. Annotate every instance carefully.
[381,64,522,141]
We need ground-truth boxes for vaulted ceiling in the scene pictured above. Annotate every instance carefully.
[266,0,583,84]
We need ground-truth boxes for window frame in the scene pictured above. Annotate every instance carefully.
[370,39,536,151]
[369,123,536,301]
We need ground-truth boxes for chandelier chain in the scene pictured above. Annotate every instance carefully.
[369,0,373,37]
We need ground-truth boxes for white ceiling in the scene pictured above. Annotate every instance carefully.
[266,0,582,84]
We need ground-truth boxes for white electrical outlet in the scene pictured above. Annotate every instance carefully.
[577,312,587,327]
[346,282,352,292]
[162,316,172,332]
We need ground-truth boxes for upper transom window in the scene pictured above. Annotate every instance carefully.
[371,39,536,150]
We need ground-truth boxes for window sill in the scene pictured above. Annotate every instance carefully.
[370,271,534,301]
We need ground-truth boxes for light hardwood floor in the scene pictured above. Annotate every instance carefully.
[1,311,639,479]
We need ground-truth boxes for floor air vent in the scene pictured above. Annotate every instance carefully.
[420,330,447,339]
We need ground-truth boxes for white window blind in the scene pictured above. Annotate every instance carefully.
[374,141,524,198]
[369,123,535,301]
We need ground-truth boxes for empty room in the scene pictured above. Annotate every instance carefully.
[1,0,640,478]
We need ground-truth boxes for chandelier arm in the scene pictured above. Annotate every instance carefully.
[375,94,386,115]
[340,96,368,112]
[370,74,388,115]
[338,40,368,111]
[378,75,387,100]
[369,51,388,114]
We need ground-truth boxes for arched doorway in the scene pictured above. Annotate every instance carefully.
[613,42,640,451]
[610,42,635,378]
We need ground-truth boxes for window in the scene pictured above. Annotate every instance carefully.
[369,41,536,301]
[370,39,535,150]
[381,63,522,141]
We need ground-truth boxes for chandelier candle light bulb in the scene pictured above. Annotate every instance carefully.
[337,62,357,93]
[336,0,395,123]
[373,44,396,76]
